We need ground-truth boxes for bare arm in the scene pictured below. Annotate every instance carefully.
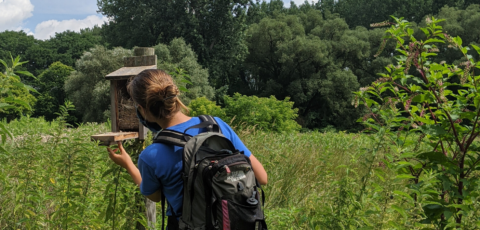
[108,142,161,202]
[249,154,267,185]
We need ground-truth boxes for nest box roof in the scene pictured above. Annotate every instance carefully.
[105,65,156,80]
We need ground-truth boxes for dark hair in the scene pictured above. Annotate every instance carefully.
[127,69,188,119]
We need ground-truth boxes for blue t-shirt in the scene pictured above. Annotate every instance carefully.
[137,117,252,216]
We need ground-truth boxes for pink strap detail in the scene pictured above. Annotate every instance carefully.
[222,200,230,230]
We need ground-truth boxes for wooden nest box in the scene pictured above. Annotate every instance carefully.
[91,47,157,145]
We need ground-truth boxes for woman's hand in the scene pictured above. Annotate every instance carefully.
[107,141,133,169]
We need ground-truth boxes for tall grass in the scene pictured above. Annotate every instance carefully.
[0,117,443,229]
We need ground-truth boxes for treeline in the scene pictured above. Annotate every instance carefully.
[1,0,479,131]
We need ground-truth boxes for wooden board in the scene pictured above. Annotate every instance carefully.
[124,55,157,67]
[105,65,157,80]
[91,132,138,146]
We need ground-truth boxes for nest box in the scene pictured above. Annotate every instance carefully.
[91,47,157,145]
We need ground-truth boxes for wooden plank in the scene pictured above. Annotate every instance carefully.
[124,55,157,67]
[91,132,138,146]
[105,65,157,80]
[134,47,155,56]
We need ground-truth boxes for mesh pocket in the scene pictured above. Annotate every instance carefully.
[216,199,258,230]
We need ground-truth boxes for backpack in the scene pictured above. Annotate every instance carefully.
[153,115,268,230]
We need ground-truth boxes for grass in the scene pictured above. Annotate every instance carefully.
[0,116,430,229]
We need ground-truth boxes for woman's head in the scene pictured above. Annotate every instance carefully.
[127,69,188,120]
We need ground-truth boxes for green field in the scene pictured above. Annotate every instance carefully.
[0,117,390,229]
[2,116,480,229]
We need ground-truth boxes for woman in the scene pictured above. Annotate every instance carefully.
[106,69,267,228]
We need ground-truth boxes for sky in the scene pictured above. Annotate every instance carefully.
[0,0,314,40]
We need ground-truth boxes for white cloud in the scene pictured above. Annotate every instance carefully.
[0,0,34,31]
[34,15,108,40]
[287,0,319,7]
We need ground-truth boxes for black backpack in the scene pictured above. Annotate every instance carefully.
[153,115,267,230]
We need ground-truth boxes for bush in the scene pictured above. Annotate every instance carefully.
[188,97,226,118]
[0,55,36,121]
[354,17,480,228]
[223,93,301,132]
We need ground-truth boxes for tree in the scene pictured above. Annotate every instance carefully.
[64,45,132,123]
[0,28,104,77]
[154,38,215,105]
[98,0,249,89]
[319,0,478,29]
[244,10,390,129]
[432,4,480,65]
[33,62,74,121]
[43,27,105,69]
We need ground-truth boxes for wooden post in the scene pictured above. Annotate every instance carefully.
[133,47,157,229]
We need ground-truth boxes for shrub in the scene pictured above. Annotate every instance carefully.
[0,55,36,121]
[188,97,226,118]
[223,93,301,132]
[354,16,480,229]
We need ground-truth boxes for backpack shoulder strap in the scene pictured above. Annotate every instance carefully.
[153,129,190,147]
[153,115,221,145]
[193,115,222,133]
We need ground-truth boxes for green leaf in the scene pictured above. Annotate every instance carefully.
[101,168,114,179]
[417,151,448,164]
[14,70,36,79]
[460,112,476,120]
[472,44,480,55]
[453,36,463,46]
[180,79,193,85]
[420,124,446,136]
[393,190,414,202]
[23,84,38,93]
[424,39,444,44]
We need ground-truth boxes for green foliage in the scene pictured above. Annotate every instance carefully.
[154,38,215,104]
[98,0,249,89]
[34,62,75,121]
[223,93,300,132]
[0,55,37,120]
[322,0,478,29]
[354,16,480,228]
[244,11,386,129]
[0,114,147,228]
[0,28,104,77]
[188,97,226,118]
[64,45,132,123]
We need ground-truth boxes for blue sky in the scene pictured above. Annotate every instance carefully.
[0,0,311,40]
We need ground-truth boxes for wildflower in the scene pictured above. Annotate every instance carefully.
[440,61,446,65]
[405,99,412,110]
[370,21,393,28]
[375,39,387,57]
[412,123,418,129]
[362,113,372,122]
[444,34,454,44]
[461,62,471,84]
[426,17,432,25]
[428,48,439,53]
[394,87,399,92]
[359,87,369,92]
